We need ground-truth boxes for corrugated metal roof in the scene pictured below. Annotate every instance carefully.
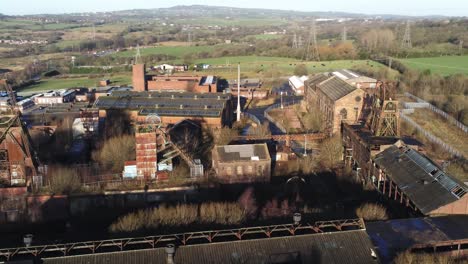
[42,230,379,264]
[373,146,465,214]
[367,215,468,264]
[317,76,357,101]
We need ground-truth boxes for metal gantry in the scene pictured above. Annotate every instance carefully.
[0,219,365,261]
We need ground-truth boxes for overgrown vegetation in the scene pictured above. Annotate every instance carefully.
[46,166,82,195]
[92,135,136,172]
[355,203,389,221]
[318,136,343,170]
[394,251,459,264]
[109,202,247,233]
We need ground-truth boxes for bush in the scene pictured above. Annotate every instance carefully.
[92,135,135,172]
[356,203,388,221]
[47,166,82,195]
[109,202,246,233]
[318,136,343,170]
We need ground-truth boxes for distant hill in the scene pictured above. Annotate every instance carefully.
[15,5,454,21]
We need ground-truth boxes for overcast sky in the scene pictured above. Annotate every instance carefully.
[1,0,467,16]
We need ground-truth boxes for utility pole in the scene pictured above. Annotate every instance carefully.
[188,32,192,46]
[459,40,464,55]
[236,63,241,122]
[134,44,141,64]
[342,26,347,42]
[298,36,303,48]
[92,23,96,41]
[401,20,412,49]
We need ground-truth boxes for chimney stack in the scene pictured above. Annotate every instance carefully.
[165,244,175,264]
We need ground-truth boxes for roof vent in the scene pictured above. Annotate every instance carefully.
[180,104,184,109]
[217,95,220,100]
[171,94,174,99]
[194,95,198,100]
[204,105,208,110]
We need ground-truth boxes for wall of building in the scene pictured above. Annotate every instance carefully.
[431,196,468,215]
[332,89,365,134]
[212,160,271,184]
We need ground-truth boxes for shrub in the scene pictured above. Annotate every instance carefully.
[47,166,82,195]
[109,202,246,233]
[92,135,135,172]
[394,251,454,264]
[356,203,389,221]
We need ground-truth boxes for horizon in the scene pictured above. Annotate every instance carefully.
[1,1,467,17]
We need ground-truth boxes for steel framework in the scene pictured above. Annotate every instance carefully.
[0,219,365,261]
[368,81,400,137]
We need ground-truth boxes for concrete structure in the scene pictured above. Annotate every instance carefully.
[313,76,365,134]
[289,75,309,95]
[33,89,76,105]
[132,64,147,92]
[212,143,271,183]
[331,69,377,89]
[371,145,468,216]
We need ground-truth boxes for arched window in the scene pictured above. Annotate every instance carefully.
[340,108,348,120]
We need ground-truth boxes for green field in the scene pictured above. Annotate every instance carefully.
[187,56,385,78]
[175,18,287,27]
[252,34,283,40]
[114,45,221,58]
[400,55,468,75]
[17,75,131,95]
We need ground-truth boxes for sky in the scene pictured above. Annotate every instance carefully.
[1,0,467,16]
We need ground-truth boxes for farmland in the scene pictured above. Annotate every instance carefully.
[114,45,220,58]
[400,55,468,75]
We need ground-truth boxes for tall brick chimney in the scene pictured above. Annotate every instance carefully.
[132,64,147,91]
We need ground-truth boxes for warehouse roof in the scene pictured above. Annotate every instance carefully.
[317,76,358,101]
[367,215,468,263]
[306,73,330,88]
[214,143,270,162]
[42,230,379,264]
[373,145,467,214]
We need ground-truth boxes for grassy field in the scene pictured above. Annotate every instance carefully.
[114,45,219,58]
[253,34,283,40]
[191,56,385,78]
[400,55,468,75]
[410,109,468,158]
[17,75,131,95]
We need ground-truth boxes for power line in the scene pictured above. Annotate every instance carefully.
[292,33,298,49]
[401,20,412,49]
[134,44,141,65]
[305,19,320,61]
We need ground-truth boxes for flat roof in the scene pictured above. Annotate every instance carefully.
[214,143,270,162]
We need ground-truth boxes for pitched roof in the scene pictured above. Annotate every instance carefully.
[214,143,270,162]
[317,76,357,101]
[306,73,330,88]
[43,230,379,264]
[289,75,308,89]
[373,145,467,214]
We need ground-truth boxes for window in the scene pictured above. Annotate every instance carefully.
[236,166,243,175]
[247,166,253,174]
[226,166,232,176]
[339,108,348,120]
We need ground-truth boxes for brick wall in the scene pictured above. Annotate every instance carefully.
[132,64,146,91]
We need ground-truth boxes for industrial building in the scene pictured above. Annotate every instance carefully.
[289,75,309,95]
[212,143,271,183]
[371,145,468,215]
[94,91,233,128]
[132,64,218,93]
[33,89,76,105]
[331,69,377,89]
[309,76,365,134]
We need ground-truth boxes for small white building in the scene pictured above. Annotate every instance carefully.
[289,75,309,95]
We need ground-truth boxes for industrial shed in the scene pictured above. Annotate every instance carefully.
[42,229,379,264]
[371,145,468,215]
